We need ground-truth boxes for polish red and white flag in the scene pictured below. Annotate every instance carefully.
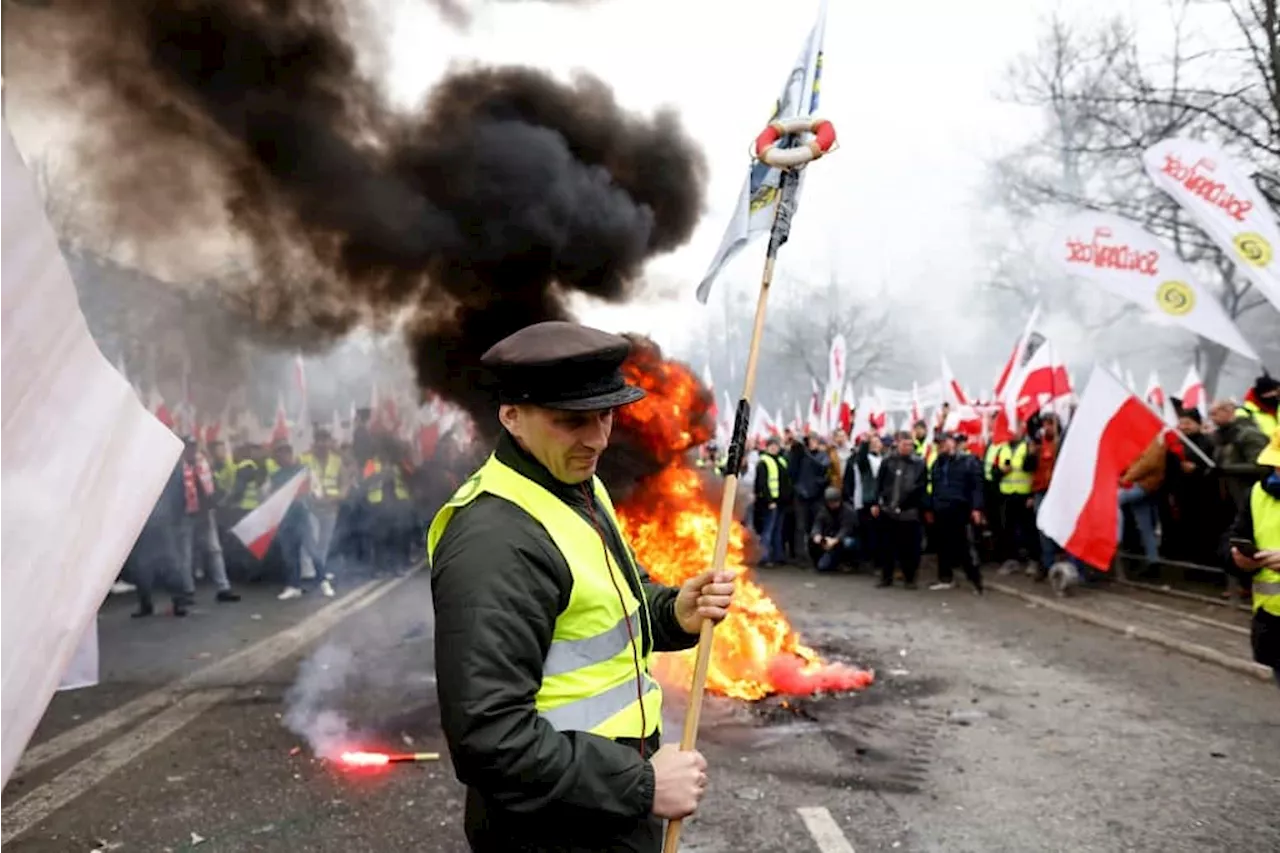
[940,354,968,406]
[230,469,309,559]
[1144,370,1165,411]
[1036,368,1165,570]
[1178,364,1206,417]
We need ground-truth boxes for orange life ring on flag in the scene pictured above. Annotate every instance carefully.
[752,116,837,168]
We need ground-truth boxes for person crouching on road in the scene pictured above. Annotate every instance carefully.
[1227,428,1280,687]
[427,321,736,853]
[809,486,858,573]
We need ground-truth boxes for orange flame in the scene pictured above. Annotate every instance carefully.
[614,344,873,700]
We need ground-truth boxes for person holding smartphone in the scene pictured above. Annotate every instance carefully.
[1227,429,1280,687]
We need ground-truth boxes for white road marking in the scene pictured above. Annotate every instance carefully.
[14,577,382,775]
[3,572,415,841]
[797,806,856,853]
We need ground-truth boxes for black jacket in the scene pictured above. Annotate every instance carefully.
[811,501,858,540]
[876,453,928,521]
[927,452,983,513]
[430,431,699,852]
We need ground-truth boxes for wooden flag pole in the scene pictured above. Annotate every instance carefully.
[662,164,803,853]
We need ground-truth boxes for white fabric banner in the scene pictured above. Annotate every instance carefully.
[696,0,828,302]
[1143,138,1280,315]
[1051,211,1260,360]
[58,620,100,692]
[873,380,944,412]
[1,121,183,785]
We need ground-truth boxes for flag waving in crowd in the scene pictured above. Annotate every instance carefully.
[1036,368,1166,570]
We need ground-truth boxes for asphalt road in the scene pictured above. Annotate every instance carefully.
[4,564,1277,852]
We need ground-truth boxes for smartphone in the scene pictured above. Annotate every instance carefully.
[1230,538,1258,558]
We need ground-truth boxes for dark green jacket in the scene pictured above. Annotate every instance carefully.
[430,431,698,852]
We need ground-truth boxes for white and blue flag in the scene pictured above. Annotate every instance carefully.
[696,0,828,303]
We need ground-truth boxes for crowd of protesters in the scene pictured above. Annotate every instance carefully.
[119,408,473,617]
[708,373,1280,599]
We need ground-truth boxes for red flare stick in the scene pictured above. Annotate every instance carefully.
[337,750,439,767]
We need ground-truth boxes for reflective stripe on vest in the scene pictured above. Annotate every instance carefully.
[1248,482,1280,616]
[427,455,662,740]
[1237,402,1279,441]
[997,442,1031,495]
[760,454,783,499]
[305,452,343,498]
[236,460,260,510]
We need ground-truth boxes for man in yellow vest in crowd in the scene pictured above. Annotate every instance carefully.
[301,428,345,596]
[754,435,791,566]
[995,421,1035,571]
[427,321,735,852]
[1228,428,1280,687]
[1235,372,1279,438]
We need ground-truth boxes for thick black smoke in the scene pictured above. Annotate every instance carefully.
[6,0,706,424]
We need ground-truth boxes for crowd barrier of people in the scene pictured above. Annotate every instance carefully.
[117,407,458,616]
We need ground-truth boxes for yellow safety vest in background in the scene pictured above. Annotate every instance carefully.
[366,460,410,503]
[997,442,1032,495]
[760,454,787,499]
[1237,401,1278,440]
[214,460,237,496]
[427,455,662,741]
[1249,482,1280,617]
[984,442,1004,482]
[304,452,343,498]
[235,459,261,510]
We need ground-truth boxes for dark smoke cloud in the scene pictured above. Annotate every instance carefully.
[6,0,706,427]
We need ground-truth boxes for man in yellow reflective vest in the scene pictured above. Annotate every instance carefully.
[1228,428,1280,687]
[754,435,791,565]
[995,423,1034,570]
[428,321,736,852]
[1235,373,1279,439]
[301,429,345,596]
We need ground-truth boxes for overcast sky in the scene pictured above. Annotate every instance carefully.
[372,0,1163,354]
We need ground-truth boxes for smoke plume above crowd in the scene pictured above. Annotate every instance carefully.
[6,0,707,423]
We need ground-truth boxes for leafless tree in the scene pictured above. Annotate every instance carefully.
[987,0,1280,394]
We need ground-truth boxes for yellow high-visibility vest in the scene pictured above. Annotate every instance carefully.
[427,455,662,741]
[365,460,410,503]
[214,460,237,496]
[1237,401,1278,440]
[997,442,1032,495]
[983,442,1004,482]
[759,454,787,499]
[1248,482,1280,617]
[235,459,261,510]
[303,452,343,498]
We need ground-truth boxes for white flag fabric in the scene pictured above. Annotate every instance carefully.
[1178,365,1206,417]
[1036,368,1166,570]
[696,0,828,302]
[1052,211,1259,360]
[230,470,310,559]
[1143,138,1280,315]
[1,122,183,785]
[58,621,100,693]
[940,355,968,405]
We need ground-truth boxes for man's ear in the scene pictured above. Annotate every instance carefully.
[498,404,519,436]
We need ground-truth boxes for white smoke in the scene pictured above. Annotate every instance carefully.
[283,642,362,759]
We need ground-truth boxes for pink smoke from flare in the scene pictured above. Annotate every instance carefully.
[766,654,875,695]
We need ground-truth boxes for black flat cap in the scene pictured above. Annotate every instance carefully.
[481,321,647,411]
